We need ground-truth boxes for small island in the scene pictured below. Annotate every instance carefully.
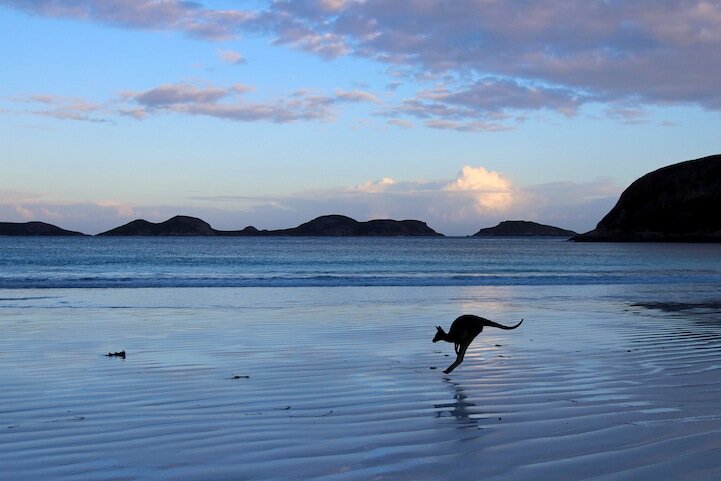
[97,214,443,237]
[473,220,577,237]
[265,215,442,237]
[0,221,86,236]
[573,154,721,242]
[98,216,227,236]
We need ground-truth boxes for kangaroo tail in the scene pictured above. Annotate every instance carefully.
[482,318,523,330]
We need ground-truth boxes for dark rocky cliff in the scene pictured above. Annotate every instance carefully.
[573,154,721,242]
[0,221,86,236]
[473,220,576,237]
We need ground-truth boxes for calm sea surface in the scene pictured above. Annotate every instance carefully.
[1,236,721,289]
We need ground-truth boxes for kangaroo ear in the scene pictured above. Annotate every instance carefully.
[436,326,443,331]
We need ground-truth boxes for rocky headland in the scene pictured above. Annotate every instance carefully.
[573,154,721,242]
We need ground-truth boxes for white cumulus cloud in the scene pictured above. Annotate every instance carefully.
[445,166,513,211]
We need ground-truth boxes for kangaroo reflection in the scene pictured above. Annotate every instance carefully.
[434,380,484,428]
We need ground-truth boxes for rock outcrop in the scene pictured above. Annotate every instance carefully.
[473,220,576,237]
[0,221,86,236]
[573,154,721,242]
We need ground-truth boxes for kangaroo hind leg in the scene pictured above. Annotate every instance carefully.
[444,342,470,374]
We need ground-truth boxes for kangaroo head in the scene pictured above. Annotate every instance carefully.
[432,325,445,343]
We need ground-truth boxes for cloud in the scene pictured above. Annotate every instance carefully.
[604,105,650,125]
[432,80,581,116]
[10,80,400,125]
[0,0,255,40]
[95,200,135,218]
[130,83,230,106]
[387,118,414,129]
[10,94,109,123]
[272,30,349,59]
[306,0,721,110]
[423,119,512,133]
[334,89,382,104]
[13,204,35,220]
[354,177,397,193]
[444,166,513,212]
[15,82,352,124]
[379,78,580,129]
[218,49,246,65]
[120,82,392,123]
[0,190,44,203]
[7,1,718,126]
[423,80,580,116]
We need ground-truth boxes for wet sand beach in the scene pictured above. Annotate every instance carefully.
[2,285,721,480]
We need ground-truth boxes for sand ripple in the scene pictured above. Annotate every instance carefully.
[2,287,721,480]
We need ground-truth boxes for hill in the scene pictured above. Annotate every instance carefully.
[573,154,721,242]
[473,220,576,237]
[270,215,442,236]
[97,216,217,236]
[0,221,86,236]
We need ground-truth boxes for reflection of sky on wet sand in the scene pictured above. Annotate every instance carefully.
[453,286,516,317]
[2,284,721,480]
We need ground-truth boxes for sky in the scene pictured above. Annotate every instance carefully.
[1,0,719,236]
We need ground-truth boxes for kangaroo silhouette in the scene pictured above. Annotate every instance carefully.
[433,315,523,373]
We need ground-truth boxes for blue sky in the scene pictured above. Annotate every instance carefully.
[1,0,719,235]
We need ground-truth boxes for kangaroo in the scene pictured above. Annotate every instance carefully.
[433,315,523,374]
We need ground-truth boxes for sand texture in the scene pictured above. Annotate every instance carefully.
[2,286,721,480]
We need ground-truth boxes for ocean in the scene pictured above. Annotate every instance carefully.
[2,236,721,289]
[2,237,721,480]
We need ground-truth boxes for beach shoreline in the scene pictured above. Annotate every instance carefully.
[2,285,720,480]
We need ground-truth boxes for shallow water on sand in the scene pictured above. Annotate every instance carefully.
[2,284,721,480]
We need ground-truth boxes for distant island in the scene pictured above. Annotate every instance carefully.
[262,214,442,236]
[97,214,443,237]
[0,221,86,236]
[473,220,577,237]
[98,216,242,236]
[574,154,721,242]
